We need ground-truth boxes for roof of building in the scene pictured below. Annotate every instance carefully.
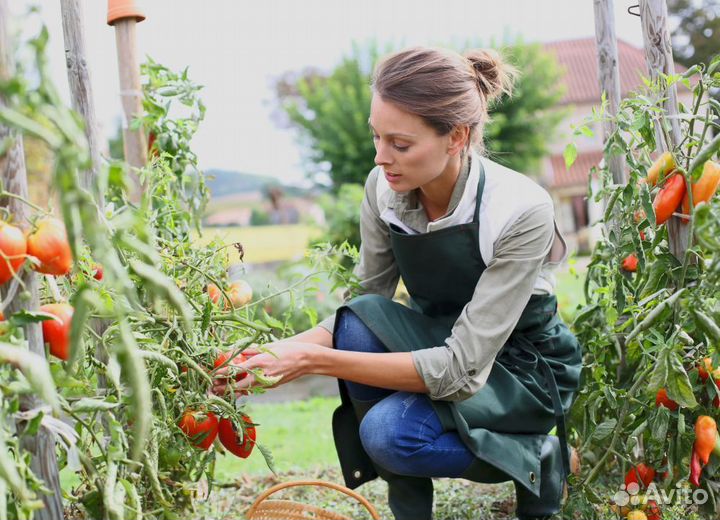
[543,38,650,106]
[549,150,604,189]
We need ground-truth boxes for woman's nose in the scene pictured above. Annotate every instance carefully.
[374,143,392,167]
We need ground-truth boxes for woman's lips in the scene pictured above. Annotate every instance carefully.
[384,170,401,183]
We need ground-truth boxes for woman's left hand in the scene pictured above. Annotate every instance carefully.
[211,341,321,397]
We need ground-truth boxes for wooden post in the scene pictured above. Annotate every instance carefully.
[593,0,627,185]
[60,0,103,207]
[107,0,147,171]
[61,0,113,440]
[639,0,689,258]
[0,1,63,518]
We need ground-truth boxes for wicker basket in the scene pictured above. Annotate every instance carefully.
[245,480,381,520]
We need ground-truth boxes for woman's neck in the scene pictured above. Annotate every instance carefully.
[418,155,463,221]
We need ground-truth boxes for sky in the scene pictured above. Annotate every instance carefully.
[9,1,650,187]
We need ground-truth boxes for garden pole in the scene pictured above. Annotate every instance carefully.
[60,0,103,207]
[593,0,631,385]
[638,0,689,258]
[107,0,147,175]
[593,0,627,185]
[0,1,64,517]
[60,0,114,439]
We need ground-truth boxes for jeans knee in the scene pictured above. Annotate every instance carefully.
[334,309,386,354]
[359,393,432,474]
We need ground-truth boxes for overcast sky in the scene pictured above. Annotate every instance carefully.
[9,1,649,186]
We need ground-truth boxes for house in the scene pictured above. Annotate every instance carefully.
[540,38,693,254]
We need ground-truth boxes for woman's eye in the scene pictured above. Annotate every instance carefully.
[393,144,409,152]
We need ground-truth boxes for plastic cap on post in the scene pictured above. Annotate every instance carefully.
[107,0,146,25]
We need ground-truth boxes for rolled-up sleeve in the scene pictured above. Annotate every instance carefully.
[318,169,400,333]
[411,202,556,401]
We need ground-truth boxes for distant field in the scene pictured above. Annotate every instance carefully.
[194,224,323,264]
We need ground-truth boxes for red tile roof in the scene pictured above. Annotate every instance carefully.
[543,38,684,106]
[550,150,604,188]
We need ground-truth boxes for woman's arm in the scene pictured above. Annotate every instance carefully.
[309,349,429,393]
[212,341,429,395]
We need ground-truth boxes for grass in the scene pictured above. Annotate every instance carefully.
[214,397,342,481]
[193,224,322,264]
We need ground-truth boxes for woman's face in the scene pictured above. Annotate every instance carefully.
[369,93,464,192]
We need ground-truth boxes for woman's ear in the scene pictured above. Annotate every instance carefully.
[448,125,470,156]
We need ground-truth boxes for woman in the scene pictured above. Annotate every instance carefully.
[213,46,582,520]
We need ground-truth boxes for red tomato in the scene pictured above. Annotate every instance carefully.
[214,351,247,381]
[699,358,713,383]
[655,388,678,411]
[218,415,256,458]
[653,173,686,225]
[40,303,74,360]
[27,217,73,276]
[178,410,219,450]
[625,463,656,488]
[0,221,27,285]
[645,499,662,520]
[92,264,103,280]
[622,254,639,272]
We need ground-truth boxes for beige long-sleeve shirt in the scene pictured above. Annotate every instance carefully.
[319,151,567,402]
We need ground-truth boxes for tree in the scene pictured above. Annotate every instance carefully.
[667,0,720,69]
[273,39,567,191]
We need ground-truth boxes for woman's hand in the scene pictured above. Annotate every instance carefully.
[211,342,322,397]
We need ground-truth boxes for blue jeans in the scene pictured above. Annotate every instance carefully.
[334,309,475,477]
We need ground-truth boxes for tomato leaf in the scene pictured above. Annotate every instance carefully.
[649,405,670,441]
[563,143,577,169]
[7,310,56,326]
[666,352,698,409]
[591,419,617,441]
[256,442,277,476]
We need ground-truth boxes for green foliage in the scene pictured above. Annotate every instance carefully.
[275,39,566,190]
[250,207,270,226]
[483,41,568,174]
[312,183,365,258]
[668,0,720,70]
[566,58,720,516]
[276,41,382,190]
[0,20,280,519]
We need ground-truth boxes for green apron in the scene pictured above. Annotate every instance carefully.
[331,161,582,498]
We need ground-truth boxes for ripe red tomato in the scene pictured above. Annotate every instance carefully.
[40,303,74,360]
[0,221,27,285]
[653,173,686,225]
[622,254,638,272]
[27,217,73,276]
[625,463,656,489]
[655,388,678,411]
[214,351,247,381]
[178,410,219,450]
[92,264,103,280]
[218,415,256,458]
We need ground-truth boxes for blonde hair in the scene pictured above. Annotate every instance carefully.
[371,46,517,155]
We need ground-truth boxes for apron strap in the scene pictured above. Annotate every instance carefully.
[472,157,486,225]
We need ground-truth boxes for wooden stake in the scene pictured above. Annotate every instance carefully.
[593,0,627,185]
[60,0,104,207]
[113,19,147,171]
[0,1,63,517]
[639,0,689,258]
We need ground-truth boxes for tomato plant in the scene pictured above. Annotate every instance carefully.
[566,57,720,517]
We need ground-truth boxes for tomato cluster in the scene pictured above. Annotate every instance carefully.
[177,350,257,458]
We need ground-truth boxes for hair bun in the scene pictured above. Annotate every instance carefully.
[464,49,517,102]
